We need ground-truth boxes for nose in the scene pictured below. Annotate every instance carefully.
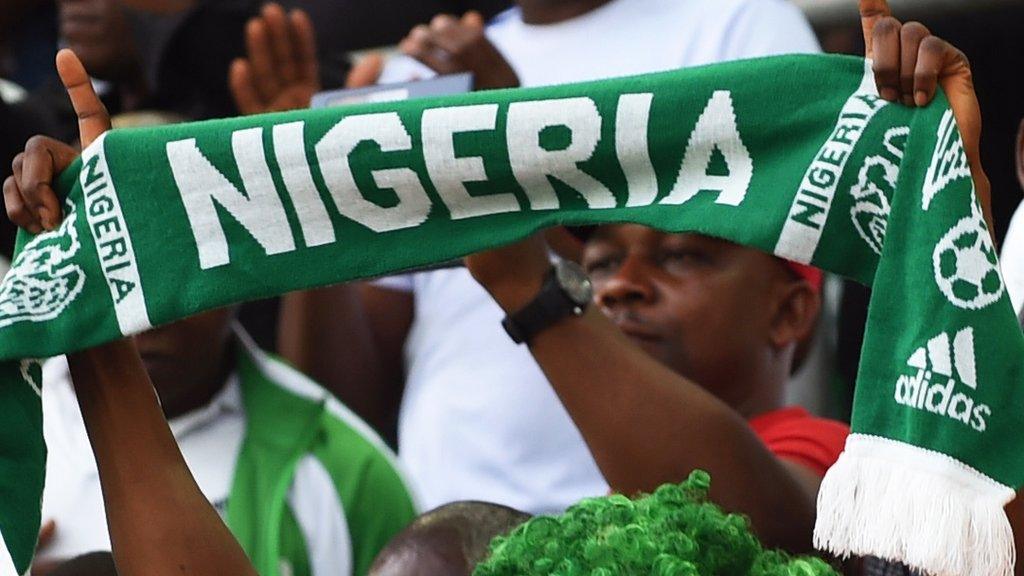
[596,256,655,310]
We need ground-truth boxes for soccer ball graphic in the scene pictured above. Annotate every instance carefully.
[933,213,1003,310]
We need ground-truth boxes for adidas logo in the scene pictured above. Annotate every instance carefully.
[893,327,990,432]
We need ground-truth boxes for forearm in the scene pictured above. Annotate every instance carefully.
[278,284,406,433]
[487,278,816,550]
[68,341,257,576]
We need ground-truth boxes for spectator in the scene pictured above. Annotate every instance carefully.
[37,306,417,576]
[277,0,823,515]
[454,0,1015,555]
[368,502,530,576]
[11,50,262,576]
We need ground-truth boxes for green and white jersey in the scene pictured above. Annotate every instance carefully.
[38,326,417,576]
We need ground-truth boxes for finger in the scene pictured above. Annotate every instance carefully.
[345,53,383,88]
[262,3,297,85]
[229,58,263,115]
[859,0,892,59]
[400,26,456,74]
[4,175,41,235]
[246,18,281,101]
[289,9,319,85]
[430,13,459,33]
[20,137,70,231]
[461,10,485,30]
[912,34,947,107]
[871,17,902,102]
[899,22,930,106]
[55,49,110,148]
[429,17,480,57]
[37,520,56,549]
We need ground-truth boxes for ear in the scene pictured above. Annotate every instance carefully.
[1016,118,1024,192]
[768,280,822,352]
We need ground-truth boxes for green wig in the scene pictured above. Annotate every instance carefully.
[474,471,838,576]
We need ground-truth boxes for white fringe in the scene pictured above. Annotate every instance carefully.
[814,434,1016,576]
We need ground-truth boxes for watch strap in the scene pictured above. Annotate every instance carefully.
[501,269,580,344]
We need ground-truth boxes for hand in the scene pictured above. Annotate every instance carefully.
[229,3,319,115]
[229,3,384,115]
[4,49,110,233]
[399,11,520,90]
[465,233,551,312]
[860,0,992,229]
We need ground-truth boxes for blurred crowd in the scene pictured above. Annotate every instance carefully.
[1,0,1022,575]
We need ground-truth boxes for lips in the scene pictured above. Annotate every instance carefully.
[609,316,663,344]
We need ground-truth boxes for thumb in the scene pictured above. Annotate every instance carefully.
[345,53,384,88]
[56,49,111,149]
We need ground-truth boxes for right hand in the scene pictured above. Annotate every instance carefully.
[399,11,520,90]
[4,49,110,233]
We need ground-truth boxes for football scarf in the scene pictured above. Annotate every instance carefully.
[0,54,1020,576]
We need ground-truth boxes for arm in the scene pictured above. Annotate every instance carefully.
[466,238,819,552]
[68,341,258,576]
[463,3,985,552]
[5,49,257,576]
[278,283,412,438]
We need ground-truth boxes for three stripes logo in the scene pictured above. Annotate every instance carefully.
[894,327,990,432]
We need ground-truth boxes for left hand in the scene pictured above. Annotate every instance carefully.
[860,0,992,230]
[399,11,520,90]
[465,233,551,312]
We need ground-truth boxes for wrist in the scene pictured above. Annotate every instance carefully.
[487,274,547,313]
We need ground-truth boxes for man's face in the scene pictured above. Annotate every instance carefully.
[582,225,799,406]
[133,307,235,417]
[58,0,138,80]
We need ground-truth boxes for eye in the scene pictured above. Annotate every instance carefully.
[583,253,621,279]
[659,249,708,274]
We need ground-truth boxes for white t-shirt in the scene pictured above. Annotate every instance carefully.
[37,356,353,575]
[380,0,822,515]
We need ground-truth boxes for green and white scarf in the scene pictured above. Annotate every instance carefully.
[0,54,1020,576]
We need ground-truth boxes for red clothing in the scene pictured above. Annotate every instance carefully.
[748,407,849,477]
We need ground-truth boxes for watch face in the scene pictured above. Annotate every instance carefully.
[555,260,594,306]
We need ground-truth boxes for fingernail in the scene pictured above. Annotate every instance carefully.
[902,94,915,107]
[879,87,898,101]
[915,90,929,107]
[37,207,56,231]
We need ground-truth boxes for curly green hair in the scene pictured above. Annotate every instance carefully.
[474,471,838,576]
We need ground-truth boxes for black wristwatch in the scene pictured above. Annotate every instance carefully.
[502,259,593,345]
